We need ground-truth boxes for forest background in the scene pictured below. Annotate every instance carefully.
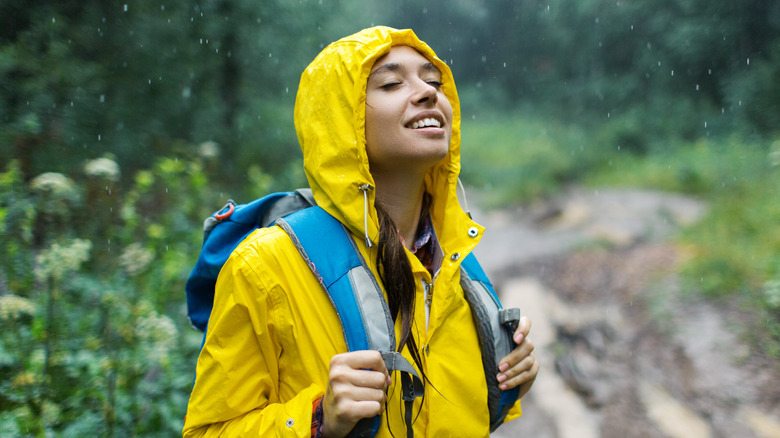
[1,0,779,436]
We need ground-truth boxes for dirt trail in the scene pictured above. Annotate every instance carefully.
[473,187,780,438]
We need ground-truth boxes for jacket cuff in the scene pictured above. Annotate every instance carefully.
[311,396,324,437]
[278,384,325,437]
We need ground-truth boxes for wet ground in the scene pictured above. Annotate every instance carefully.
[472,187,780,438]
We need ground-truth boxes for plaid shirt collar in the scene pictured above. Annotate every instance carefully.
[410,215,436,275]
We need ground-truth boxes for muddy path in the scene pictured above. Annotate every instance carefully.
[471,187,780,438]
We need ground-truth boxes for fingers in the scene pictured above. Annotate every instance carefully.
[513,316,532,344]
[322,351,390,437]
[497,350,538,391]
[329,366,389,393]
[498,316,540,394]
[330,350,389,378]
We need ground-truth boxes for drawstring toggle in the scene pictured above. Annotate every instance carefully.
[358,184,374,248]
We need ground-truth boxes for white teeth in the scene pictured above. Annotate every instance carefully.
[411,118,441,129]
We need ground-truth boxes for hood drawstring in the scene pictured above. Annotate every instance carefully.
[457,178,472,219]
[358,184,374,247]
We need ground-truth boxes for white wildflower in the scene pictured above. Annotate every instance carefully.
[136,309,178,360]
[119,243,154,276]
[84,157,121,182]
[198,141,220,159]
[30,173,77,198]
[35,239,92,281]
[0,294,36,321]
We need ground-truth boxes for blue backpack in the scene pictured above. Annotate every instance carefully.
[185,189,520,436]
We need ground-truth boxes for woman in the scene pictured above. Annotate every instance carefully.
[183,26,538,437]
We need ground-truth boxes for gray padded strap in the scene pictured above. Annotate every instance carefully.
[460,268,520,431]
[380,350,423,438]
[260,189,316,228]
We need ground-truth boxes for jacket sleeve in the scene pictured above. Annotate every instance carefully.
[183,249,325,437]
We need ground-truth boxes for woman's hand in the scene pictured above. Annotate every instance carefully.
[321,351,391,438]
[497,316,539,399]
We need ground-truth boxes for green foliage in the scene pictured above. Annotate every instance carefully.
[460,102,603,206]
[0,0,342,195]
[0,153,218,436]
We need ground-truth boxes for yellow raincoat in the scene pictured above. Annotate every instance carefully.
[183,26,521,437]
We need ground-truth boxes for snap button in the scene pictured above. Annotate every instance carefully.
[286,418,294,427]
[450,253,460,261]
[467,227,479,238]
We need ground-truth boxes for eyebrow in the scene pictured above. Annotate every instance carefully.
[369,61,441,77]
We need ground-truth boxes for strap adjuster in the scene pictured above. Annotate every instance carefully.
[499,308,520,333]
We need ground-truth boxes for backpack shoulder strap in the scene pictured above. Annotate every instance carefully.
[276,206,423,438]
[460,253,521,431]
[276,206,395,352]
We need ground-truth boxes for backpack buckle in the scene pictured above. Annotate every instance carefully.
[499,307,520,333]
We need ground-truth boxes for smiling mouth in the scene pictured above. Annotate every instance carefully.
[410,118,442,129]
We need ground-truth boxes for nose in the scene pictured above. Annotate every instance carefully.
[411,78,438,105]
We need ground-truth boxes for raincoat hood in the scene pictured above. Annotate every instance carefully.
[295,26,478,251]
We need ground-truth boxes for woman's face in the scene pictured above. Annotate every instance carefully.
[365,45,453,176]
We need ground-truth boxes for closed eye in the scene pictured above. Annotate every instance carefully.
[380,82,402,90]
[427,80,443,89]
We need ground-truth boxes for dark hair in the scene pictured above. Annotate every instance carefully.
[374,193,432,377]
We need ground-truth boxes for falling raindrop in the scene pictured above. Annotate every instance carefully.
[100,94,105,103]
[124,4,128,12]
[695,84,699,91]
[671,70,674,76]
[747,58,750,65]
[98,134,102,141]
[704,121,707,128]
